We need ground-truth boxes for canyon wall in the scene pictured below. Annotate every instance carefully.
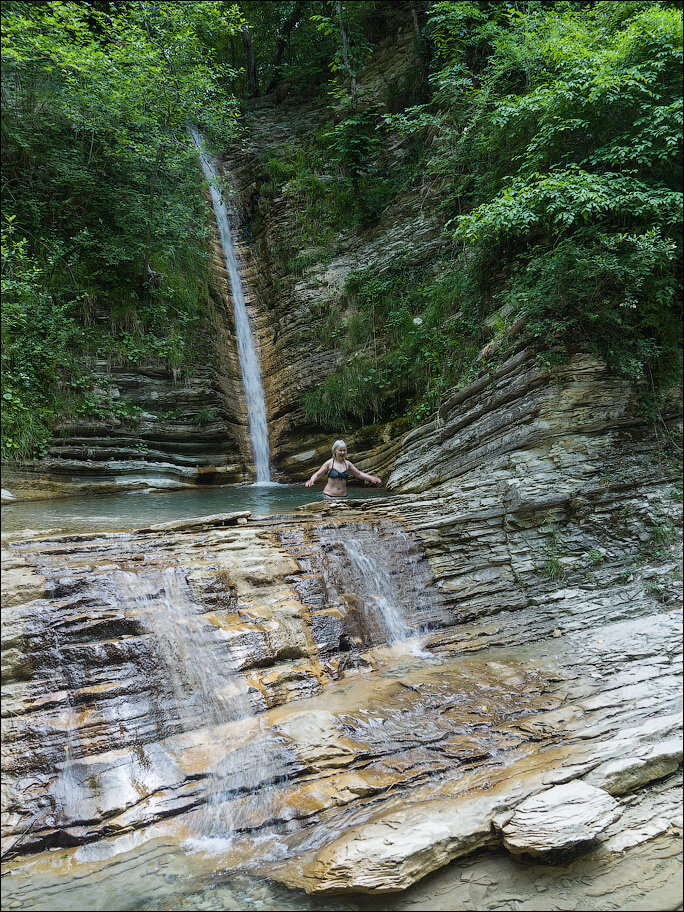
[3,193,255,499]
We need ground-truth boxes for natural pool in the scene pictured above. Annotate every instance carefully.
[0,484,391,534]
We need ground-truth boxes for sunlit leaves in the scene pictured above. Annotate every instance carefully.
[420,0,683,393]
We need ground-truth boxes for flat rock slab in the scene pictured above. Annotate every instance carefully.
[500,781,620,856]
[283,795,503,894]
[140,511,251,532]
[583,736,683,796]
[1,550,45,608]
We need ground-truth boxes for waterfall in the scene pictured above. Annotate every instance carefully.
[114,568,285,842]
[48,634,82,825]
[333,537,410,644]
[189,128,271,483]
[285,521,446,649]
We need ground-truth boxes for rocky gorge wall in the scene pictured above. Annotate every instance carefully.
[1,15,682,908]
[220,24,437,483]
[2,318,683,899]
[2,174,260,500]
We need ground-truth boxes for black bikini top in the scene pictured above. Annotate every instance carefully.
[328,459,349,480]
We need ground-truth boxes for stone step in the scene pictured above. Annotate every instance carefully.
[86,363,215,382]
[53,424,237,443]
[29,458,209,478]
[50,436,233,455]
[46,447,231,467]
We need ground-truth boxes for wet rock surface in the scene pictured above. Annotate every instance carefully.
[1,492,681,908]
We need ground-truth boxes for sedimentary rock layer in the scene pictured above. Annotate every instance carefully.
[2,495,681,897]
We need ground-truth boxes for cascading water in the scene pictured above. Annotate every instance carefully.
[333,537,410,644]
[114,568,285,842]
[189,128,271,483]
[48,634,82,826]
[283,520,447,650]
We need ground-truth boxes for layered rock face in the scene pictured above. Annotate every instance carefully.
[220,25,434,483]
[3,327,251,500]
[2,471,682,904]
[2,165,260,500]
[382,348,683,620]
[1,512,447,856]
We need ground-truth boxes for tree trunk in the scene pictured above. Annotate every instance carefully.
[335,1,356,112]
[242,27,260,97]
[266,0,306,93]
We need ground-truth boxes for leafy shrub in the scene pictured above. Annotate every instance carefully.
[391,1,683,402]
[301,258,484,430]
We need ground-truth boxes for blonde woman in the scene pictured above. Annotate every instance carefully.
[305,440,382,499]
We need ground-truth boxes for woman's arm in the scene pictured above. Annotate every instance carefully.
[305,459,332,487]
[347,461,382,485]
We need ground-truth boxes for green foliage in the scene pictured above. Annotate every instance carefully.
[1,1,240,458]
[239,1,339,95]
[195,406,216,425]
[302,258,484,430]
[391,1,683,398]
[640,514,676,560]
[260,103,416,264]
[1,215,83,458]
[507,228,681,386]
[302,357,388,429]
[76,392,143,426]
[542,521,565,581]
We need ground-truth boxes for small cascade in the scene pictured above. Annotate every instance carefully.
[189,128,271,483]
[282,520,446,649]
[329,537,410,644]
[114,568,285,842]
[48,635,83,826]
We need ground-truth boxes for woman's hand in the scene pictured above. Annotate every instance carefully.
[305,478,315,487]
[369,475,382,485]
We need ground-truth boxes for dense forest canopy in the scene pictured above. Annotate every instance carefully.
[1,0,682,457]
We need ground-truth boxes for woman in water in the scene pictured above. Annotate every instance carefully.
[305,439,382,499]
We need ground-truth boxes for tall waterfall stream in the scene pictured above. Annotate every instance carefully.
[189,128,271,483]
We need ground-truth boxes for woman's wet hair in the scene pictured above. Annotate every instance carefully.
[331,439,347,458]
